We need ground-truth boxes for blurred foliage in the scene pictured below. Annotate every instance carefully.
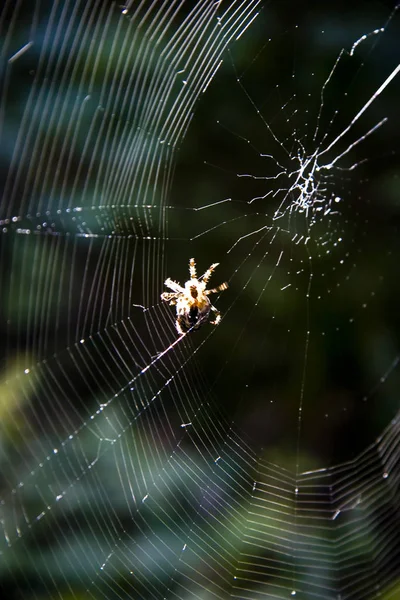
[0,0,399,599]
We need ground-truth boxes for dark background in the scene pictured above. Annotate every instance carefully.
[172,0,400,465]
[0,1,399,598]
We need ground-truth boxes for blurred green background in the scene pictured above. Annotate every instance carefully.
[0,0,399,598]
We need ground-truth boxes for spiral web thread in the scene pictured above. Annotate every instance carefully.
[0,1,399,599]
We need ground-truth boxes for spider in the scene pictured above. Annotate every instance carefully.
[161,258,228,335]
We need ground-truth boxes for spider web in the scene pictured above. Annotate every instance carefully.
[1,1,400,599]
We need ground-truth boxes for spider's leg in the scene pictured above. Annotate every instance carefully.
[204,282,228,295]
[175,319,185,335]
[161,292,179,305]
[209,304,221,326]
[200,262,219,285]
[189,257,197,280]
[164,278,184,293]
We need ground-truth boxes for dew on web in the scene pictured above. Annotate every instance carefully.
[0,1,400,599]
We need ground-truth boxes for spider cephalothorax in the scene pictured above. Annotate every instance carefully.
[161,258,228,335]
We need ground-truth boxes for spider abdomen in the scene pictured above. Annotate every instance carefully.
[177,297,211,331]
